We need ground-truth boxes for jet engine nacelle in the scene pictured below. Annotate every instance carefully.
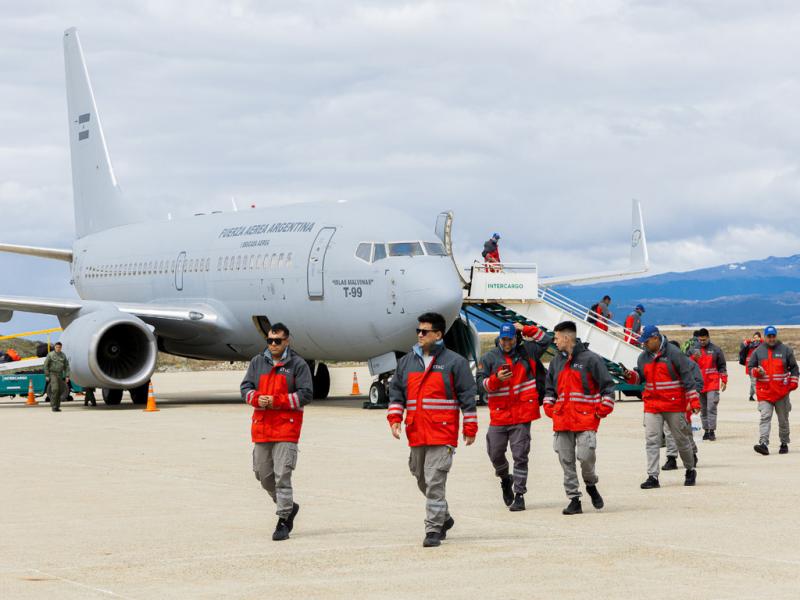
[60,310,157,389]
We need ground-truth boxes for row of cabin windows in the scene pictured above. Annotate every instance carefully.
[355,241,447,264]
[84,252,294,279]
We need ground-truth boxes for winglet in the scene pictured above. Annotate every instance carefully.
[630,199,649,272]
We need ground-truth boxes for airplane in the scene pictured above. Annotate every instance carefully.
[0,29,649,406]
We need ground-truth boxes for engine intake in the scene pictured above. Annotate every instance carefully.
[60,310,157,389]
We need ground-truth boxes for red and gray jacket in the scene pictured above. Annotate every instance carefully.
[477,325,553,426]
[748,342,799,403]
[625,335,700,413]
[624,311,642,344]
[690,342,728,392]
[543,340,615,432]
[388,343,478,447]
[240,348,313,443]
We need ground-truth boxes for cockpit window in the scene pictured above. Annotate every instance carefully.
[388,242,424,257]
[356,243,372,263]
[424,242,447,256]
[373,243,387,261]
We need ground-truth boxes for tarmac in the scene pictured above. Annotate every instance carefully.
[1,362,799,599]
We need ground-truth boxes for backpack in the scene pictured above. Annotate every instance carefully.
[738,343,749,366]
[586,303,600,325]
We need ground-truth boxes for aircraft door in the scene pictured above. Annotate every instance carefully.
[307,227,336,299]
[174,251,186,291]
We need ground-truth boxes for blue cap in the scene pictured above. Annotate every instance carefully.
[499,323,516,339]
[635,304,645,312]
[638,324,660,344]
[764,326,778,336]
[492,232,501,239]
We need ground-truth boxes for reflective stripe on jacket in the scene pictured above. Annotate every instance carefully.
[388,344,478,447]
[240,348,314,443]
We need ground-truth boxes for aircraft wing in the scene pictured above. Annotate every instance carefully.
[539,199,649,288]
[0,295,223,333]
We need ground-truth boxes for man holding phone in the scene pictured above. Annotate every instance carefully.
[240,323,314,541]
[477,322,553,511]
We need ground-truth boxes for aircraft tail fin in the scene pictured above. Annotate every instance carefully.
[629,199,649,272]
[63,28,135,238]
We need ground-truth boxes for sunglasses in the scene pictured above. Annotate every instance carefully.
[267,337,287,345]
[416,328,440,336]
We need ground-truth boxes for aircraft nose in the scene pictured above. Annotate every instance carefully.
[402,262,463,325]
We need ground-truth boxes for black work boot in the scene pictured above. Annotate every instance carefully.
[500,475,514,507]
[586,485,604,509]
[702,430,710,440]
[562,497,582,515]
[662,456,678,471]
[708,430,716,441]
[753,444,769,456]
[440,516,455,540]
[684,469,697,486]
[640,476,660,489]
[779,444,789,454]
[509,493,526,512]
[749,395,755,402]
[286,503,300,533]
[423,532,442,547]
[84,398,88,406]
[272,519,290,541]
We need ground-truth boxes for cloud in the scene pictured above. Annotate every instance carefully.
[1,0,799,312]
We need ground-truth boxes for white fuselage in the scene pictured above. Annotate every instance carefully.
[70,202,463,362]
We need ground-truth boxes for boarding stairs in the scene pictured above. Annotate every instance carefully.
[463,262,644,397]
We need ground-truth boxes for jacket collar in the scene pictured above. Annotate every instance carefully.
[263,347,290,365]
[412,341,446,361]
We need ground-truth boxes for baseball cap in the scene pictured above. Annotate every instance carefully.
[635,304,645,312]
[764,325,778,336]
[492,232,501,239]
[638,324,660,344]
[499,323,516,339]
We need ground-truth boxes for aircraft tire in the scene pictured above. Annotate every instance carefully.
[368,381,388,406]
[313,363,330,400]
[102,388,123,405]
[129,381,149,405]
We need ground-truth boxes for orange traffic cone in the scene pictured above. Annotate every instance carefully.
[144,381,159,412]
[26,378,37,406]
[350,372,361,396]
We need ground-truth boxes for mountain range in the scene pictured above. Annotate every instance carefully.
[556,254,800,326]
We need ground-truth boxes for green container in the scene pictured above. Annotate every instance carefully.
[0,373,83,398]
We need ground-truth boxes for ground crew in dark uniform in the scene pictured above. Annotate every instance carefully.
[240,323,313,541]
[44,342,70,412]
[477,322,552,512]
[388,312,478,548]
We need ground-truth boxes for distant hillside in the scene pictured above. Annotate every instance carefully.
[557,254,800,326]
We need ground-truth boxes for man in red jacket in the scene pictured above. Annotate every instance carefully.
[388,312,478,548]
[241,323,314,542]
[689,328,727,441]
[749,326,798,455]
[622,325,699,489]
[477,321,553,512]
[543,320,615,516]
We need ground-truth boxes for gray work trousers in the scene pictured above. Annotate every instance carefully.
[700,391,720,430]
[253,442,298,518]
[665,419,698,457]
[553,431,598,499]
[48,375,66,411]
[645,412,695,476]
[486,422,531,495]
[749,376,757,399]
[409,445,453,533]
[758,397,792,446]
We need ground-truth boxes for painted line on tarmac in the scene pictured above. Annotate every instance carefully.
[24,568,137,599]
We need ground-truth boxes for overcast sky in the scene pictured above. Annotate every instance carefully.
[2,1,800,332]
